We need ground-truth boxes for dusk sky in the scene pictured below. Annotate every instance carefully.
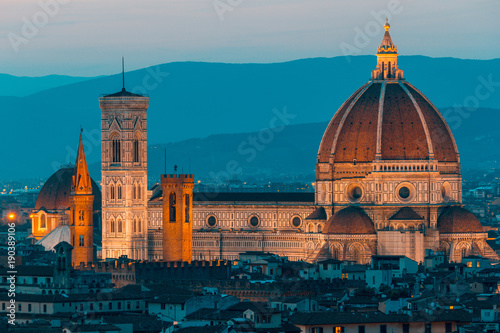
[1,0,498,77]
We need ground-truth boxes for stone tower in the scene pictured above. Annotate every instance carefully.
[54,241,73,287]
[100,87,149,260]
[70,133,94,266]
[161,174,194,262]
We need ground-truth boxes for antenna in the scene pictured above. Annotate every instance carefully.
[122,57,125,91]
[164,148,167,175]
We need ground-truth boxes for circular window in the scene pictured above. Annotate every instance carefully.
[291,217,301,228]
[346,183,364,203]
[395,182,416,203]
[399,186,410,199]
[249,216,259,227]
[206,215,217,227]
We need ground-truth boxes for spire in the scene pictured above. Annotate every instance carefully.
[121,57,125,92]
[371,19,404,80]
[72,131,93,195]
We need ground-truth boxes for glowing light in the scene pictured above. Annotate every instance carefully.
[8,213,15,220]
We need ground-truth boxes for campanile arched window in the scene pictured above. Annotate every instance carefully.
[110,133,121,163]
[133,139,140,163]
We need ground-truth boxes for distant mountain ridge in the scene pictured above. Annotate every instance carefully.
[1,56,499,180]
[87,107,499,184]
[0,74,93,97]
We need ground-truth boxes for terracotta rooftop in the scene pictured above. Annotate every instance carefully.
[438,206,484,234]
[306,207,327,220]
[389,207,424,220]
[318,81,459,164]
[35,167,101,212]
[323,206,376,235]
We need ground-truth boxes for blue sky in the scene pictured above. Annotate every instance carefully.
[0,0,498,76]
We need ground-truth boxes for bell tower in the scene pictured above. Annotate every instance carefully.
[100,75,149,261]
[161,174,194,262]
[70,132,94,266]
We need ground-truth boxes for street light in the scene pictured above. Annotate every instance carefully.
[8,213,15,220]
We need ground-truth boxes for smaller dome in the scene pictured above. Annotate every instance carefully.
[323,206,376,234]
[35,167,101,212]
[438,206,484,233]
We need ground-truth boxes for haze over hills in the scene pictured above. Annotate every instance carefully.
[85,107,500,184]
[0,74,93,97]
[2,56,500,181]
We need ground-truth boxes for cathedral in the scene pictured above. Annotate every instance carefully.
[32,22,499,266]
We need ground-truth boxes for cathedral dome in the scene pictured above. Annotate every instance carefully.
[317,23,458,165]
[323,206,376,234]
[438,206,484,234]
[35,167,101,212]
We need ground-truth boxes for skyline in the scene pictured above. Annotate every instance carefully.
[0,0,499,77]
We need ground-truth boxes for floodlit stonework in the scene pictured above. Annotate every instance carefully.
[32,22,499,265]
[100,89,149,260]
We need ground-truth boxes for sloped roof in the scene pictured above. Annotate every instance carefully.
[306,207,327,220]
[389,207,424,220]
[36,225,71,251]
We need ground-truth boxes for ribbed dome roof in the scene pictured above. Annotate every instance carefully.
[35,167,101,211]
[438,206,484,234]
[318,81,459,164]
[323,206,376,234]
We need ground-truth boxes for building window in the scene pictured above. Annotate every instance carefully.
[99,303,103,311]
[185,195,190,223]
[380,324,387,333]
[110,184,115,200]
[133,218,137,233]
[249,215,259,228]
[207,215,217,228]
[40,214,46,228]
[118,302,121,310]
[112,138,121,162]
[334,327,344,333]
[109,302,112,310]
[169,192,176,222]
[110,220,115,233]
[117,184,122,200]
[291,216,301,228]
[118,219,123,233]
[445,322,452,333]
[133,184,137,199]
[399,187,410,198]
[403,324,409,333]
[138,219,142,233]
[78,210,84,225]
[359,326,365,333]
[133,139,140,163]
[79,235,84,247]
[138,184,141,199]
[43,304,47,313]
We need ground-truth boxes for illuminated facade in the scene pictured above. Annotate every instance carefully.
[100,88,149,261]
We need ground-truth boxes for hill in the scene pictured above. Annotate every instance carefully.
[1,56,499,180]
